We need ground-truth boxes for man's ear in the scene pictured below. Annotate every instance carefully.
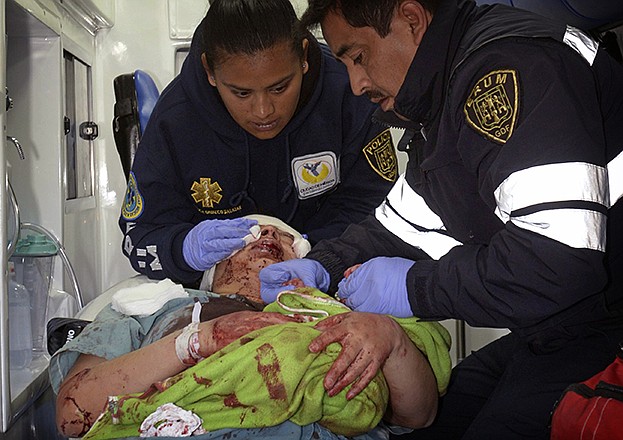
[399,1,432,45]
[201,53,217,86]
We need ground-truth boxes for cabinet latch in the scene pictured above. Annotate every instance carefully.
[79,121,99,140]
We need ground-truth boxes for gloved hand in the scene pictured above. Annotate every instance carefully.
[337,256,415,318]
[260,259,330,303]
[183,218,258,271]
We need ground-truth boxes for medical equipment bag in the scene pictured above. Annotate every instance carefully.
[550,341,623,439]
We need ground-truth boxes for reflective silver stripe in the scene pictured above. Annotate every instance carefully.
[512,209,605,251]
[494,162,608,251]
[563,25,598,65]
[375,175,462,260]
[609,150,623,205]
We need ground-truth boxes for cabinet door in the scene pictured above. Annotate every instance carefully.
[65,52,93,200]
[63,51,99,304]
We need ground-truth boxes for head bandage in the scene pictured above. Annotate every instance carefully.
[199,214,311,291]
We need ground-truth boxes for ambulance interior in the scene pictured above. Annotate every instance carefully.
[1,0,622,438]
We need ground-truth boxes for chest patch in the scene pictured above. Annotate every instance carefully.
[122,172,144,220]
[363,129,397,182]
[191,177,223,208]
[291,152,339,200]
[464,69,519,144]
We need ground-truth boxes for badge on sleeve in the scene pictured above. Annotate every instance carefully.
[122,172,144,220]
[464,69,519,144]
[363,129,397,182]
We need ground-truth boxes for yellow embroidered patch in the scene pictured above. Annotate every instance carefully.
[363,129,397,182]
[122,172,144,220]
[464,69,519,144]
[191,177,223,209]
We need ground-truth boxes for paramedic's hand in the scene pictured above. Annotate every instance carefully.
[182,218,258,271]
[260,259,330,303]
[337,256,414,318]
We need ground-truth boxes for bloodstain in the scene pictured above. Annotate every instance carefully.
[61,397,94,437]
[212,320,229,347]
[255,343,287,400]
[193,372,213,386]
[224,393,245,408]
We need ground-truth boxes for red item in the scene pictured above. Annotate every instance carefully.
[551,344,623,439]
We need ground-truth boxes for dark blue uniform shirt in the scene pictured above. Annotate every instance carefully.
[119,30,396,285]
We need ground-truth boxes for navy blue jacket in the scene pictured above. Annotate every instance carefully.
[309,0,623,338]
[119,31,396,284]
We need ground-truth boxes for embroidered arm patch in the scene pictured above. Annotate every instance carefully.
[464,69,519,144]
[122,172,145,220]
[363,128,397,182]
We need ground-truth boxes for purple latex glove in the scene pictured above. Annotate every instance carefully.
[260,259,330,303]
[182,218,258,271]
[337,256,415,318]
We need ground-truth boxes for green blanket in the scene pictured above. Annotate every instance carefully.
[84,288,451,439]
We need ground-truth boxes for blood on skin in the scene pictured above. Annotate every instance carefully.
[59,368,97,437]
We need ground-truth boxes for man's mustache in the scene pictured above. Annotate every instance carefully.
[366,90,385,101]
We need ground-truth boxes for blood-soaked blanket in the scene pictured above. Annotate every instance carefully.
[71,289,452,439]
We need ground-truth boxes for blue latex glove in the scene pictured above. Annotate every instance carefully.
[260,259,330,303]
[182,218,258,271]
[337,256,415,318]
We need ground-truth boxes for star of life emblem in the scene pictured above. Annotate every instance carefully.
[191,178,223,208]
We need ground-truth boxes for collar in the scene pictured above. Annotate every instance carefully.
[390,0,475,127]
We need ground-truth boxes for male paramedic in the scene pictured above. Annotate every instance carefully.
[259,0,623,438]
[118,0,397,287]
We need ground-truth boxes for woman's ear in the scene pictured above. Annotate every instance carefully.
[301,38,310,74]
[201,53,217,86]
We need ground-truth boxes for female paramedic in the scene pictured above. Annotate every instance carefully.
[118,0,397,286]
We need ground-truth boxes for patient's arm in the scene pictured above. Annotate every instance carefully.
[309,312,438,429]
[56,311,300,438]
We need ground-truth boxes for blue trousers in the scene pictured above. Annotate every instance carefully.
[393,324,623,439]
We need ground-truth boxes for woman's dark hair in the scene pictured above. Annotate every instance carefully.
[201,0,306,70]
[301,0,442,38]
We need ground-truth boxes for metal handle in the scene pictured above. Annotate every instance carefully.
[5,136,24,160]
[5,179,19,259]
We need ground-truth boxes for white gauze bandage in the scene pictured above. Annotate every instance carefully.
[174,301,204,366]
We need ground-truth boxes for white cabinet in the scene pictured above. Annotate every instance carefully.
[55,0,115,33]
[1,0,102,434]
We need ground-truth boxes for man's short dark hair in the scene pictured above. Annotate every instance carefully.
[301,0,442,37]
[201,0,306,70]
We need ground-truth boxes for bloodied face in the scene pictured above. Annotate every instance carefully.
[211,225,298,302]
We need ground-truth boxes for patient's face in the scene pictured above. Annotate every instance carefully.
[211,225,298,302]
[235,225,297,266]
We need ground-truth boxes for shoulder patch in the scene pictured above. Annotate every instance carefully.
[122,172,144,220]
[363,129,397,182]
[464,69,519,144]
